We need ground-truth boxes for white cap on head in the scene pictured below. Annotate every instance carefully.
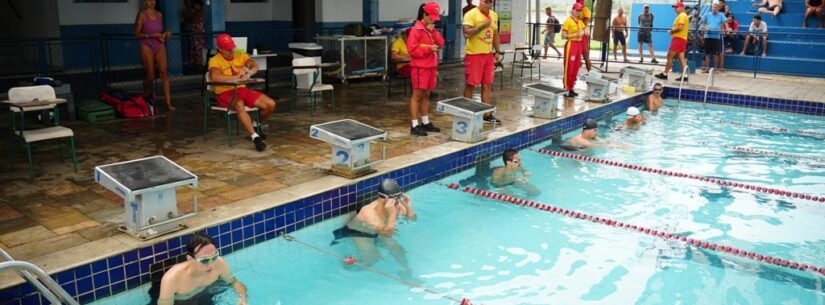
[627,107,640,116]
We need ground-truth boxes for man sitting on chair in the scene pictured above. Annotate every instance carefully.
[209,33,277,152]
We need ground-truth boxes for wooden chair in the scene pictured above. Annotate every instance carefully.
[7,85,77,177]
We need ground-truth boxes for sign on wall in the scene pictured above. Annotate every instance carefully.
[497,0,512,44]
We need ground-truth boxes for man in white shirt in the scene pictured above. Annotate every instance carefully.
[740,15,768,56]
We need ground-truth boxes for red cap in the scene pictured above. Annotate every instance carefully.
[573,2,584,10]
[423,2,441,22]
[672,2,685,8]
[576,0,584,3]
[216,33,236,51]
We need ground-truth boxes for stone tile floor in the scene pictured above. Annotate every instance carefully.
[0,59,822,285]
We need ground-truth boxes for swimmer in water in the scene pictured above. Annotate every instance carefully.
[563,119,630,149]
[332,179,415,275]
[491,149,540,196]
[156,232,247,305]
[623,107,646,129]
[646,83,664,113]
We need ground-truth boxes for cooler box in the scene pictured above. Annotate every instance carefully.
[77,100,115,123]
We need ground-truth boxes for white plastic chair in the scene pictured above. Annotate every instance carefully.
[290,57,335,116]
[8,85,77,177]
[202,72,262,146]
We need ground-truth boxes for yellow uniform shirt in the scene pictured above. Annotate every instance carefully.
[390,37,409,70]
[463,7,498,55]
[562,17,586,42]
[672,12,689,40]
[208,52,251,94]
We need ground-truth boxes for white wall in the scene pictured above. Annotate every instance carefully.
[316,0,361,23]
[57,0,140,25]
[226,0,293,22]
[509,0,526,48]
[378,0,450,22]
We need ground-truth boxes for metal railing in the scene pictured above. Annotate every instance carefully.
[0,249,79,305]
[677,65,689,104]
[703,67,715,107]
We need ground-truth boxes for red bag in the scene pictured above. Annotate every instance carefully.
[100,91,153,118]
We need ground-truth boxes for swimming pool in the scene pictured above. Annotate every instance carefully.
[90,98,824,305]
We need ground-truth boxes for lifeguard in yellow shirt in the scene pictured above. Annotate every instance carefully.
[656,2,691,82]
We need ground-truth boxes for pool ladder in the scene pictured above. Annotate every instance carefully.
[0,248,79,305]
[702,68,715,108]
[676,65,689,105]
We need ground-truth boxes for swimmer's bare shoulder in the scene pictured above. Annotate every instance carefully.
[157,264,184,305]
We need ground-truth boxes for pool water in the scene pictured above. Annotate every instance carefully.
[92,100,825,305]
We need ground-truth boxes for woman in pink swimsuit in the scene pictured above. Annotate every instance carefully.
[134,0,174,111]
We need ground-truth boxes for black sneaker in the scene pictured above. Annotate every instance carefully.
[676,76,689,82]
[410,125,427,136]
[565,90,578,97]
[252,136,267,151]
[654,73,668,80]
[421,123,440,132]
[639,58,644,63]
[651,58,659,64]
[483,115,502,125]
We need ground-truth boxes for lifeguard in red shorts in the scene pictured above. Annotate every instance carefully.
[562,3,587,97]
[462,0,502,124]
[655,2,691,82]
[208,33,277,151]
[407,2,445,136]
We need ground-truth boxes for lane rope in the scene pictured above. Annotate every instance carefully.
[279,233,473,304]
[442,183,825,278]
[718,120,825,137]
[533,148,824,203]
[712,143,825,163]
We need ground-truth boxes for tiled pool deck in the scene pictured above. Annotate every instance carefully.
[1,60,823,304]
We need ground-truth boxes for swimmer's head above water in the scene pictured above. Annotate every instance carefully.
[186,232,219,271]
[583,119,599,139]
[378,178,403,199]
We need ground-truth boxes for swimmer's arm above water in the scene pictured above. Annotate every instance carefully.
[399,195,417,221]
[219,261,248,305]
[156,270,178,305]
[377,201,399,236]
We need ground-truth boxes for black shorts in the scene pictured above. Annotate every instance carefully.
[613,31,626,46]
[703,38,721,55]
[638,30,652,44]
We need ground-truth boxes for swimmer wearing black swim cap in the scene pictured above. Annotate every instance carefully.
[563,119,630,149]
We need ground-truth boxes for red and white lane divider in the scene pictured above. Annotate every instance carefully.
[444,183,825,277]
[714,144,825,163]
[718,120,825,137]
[534,149,824,203]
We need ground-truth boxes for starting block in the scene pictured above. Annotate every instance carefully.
[436,97,497,143]
[620,66,654,91]
[585,73,619,102]
[309,119,387,178]
[95,156,198,240]
[522,83,566,119]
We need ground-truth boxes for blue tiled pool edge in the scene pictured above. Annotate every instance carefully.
[4,88,822,305]
[664,87,825,116]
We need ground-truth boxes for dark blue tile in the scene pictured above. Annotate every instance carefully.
[206,225,220,237]
[55,270,75,283]
[21,293,40,305]
[91,259,107,274]
[138,246,153,259]
[168,247,182,257]
[126,277,142,290]
[107,255,124,269]
[59,281,76,297]
[219,222,231,234]
[92,271,109,288]
[95,287,111,300]
[242,215,253,226]
[78,292,95,304]
[109,266,125,283]
[254,222,264,235]
[154,252,168,261]
[230,219,242,230]
[76,277,93,295]
[219,233,231,247]
[264,208,275,220]
[73,265,91,279]
[264,219,275,232]
[110,281,126,295]
[243,224,253,238]
[153,241,167,253]
[139,258,153,274]
[123,250,138,263]
[253,212,264,223]
[124,262,139,279]
[231,229,243,243]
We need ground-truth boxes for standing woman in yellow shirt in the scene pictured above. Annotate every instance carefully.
[562,3,587,97]
[656,2,690,82]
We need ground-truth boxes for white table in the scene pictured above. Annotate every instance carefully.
[250,53,278,91]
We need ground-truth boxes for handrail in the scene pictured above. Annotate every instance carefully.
[703,68,715,107]
[0,250,80,305]
[677,65,689,105]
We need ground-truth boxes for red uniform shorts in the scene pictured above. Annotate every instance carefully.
[411,67,437,90]
[216,87,263,108]
[464,54,495,86]
[669,37,687,53]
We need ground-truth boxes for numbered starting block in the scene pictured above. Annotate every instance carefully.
[436,97,497,143]
[95,156,198,240]
[620,66,654,91]
[309,119,388,178]
[522,83,566,119]
[585,73,619,103]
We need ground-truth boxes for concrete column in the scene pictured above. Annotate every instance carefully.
[363,0,378,25]
[162,0,183,75]
[204,0,226,47]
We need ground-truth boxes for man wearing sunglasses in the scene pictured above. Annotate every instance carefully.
[647,83,664,112]
[463,0,503,124]
[156,232,248,305]
[492,149,539,196]
[332,179,415,275]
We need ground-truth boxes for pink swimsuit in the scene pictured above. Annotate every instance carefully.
[140,13,164,54]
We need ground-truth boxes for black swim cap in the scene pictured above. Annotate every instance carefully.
[377,178,402,198]
[583,119,598,130]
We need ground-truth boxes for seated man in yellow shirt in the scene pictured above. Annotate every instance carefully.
[208,33,277,152]
[390,20,413,76]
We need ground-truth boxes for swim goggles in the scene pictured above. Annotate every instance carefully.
[196,251,220,265]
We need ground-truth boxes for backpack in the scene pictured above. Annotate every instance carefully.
[99,90,154,118]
